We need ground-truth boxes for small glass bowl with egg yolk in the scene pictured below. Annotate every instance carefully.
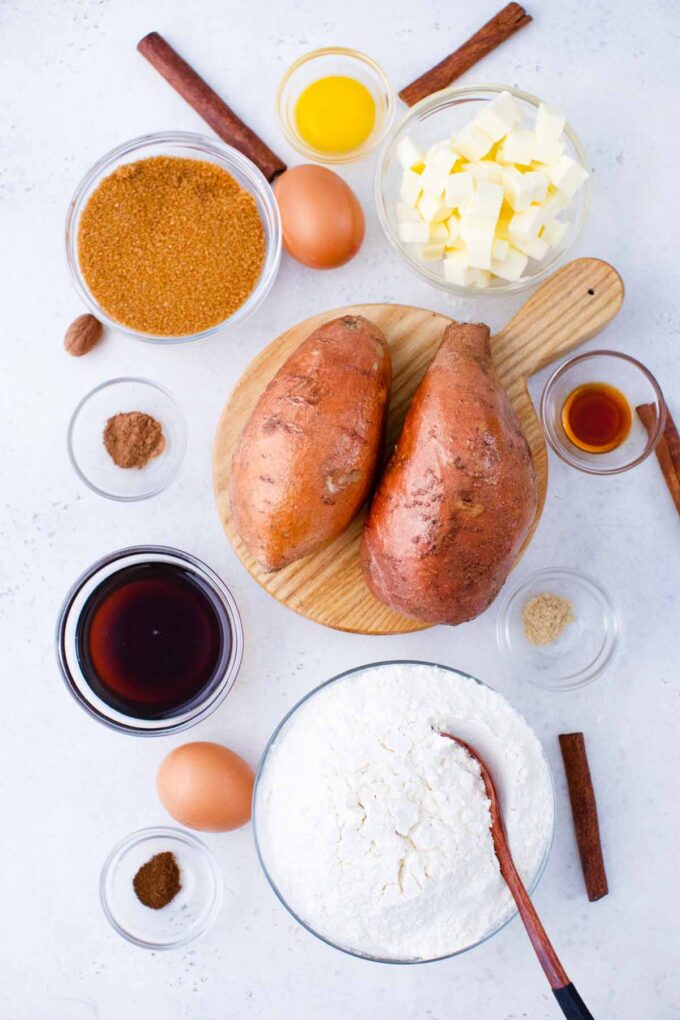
[277,47,395,164]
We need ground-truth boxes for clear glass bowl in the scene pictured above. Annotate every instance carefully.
[67,377,187,501]
[56,546,243,735]
[277,47,394,164]
[496,568,620,690]
[375,84,591,296]
[540,350,666,474]
[253,660,555,965]
[100,827,223,949]
[65,131,282,345]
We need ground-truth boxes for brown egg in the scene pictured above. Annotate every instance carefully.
[274,164,365,269]
[156,741,254,832]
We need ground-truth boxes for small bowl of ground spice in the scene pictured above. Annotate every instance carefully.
[100,827,223,948]
[67,377,187,500]
[495,568,620,690]
[65,132,281,344]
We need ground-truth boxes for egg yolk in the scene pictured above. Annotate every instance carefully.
[294,76,376,154]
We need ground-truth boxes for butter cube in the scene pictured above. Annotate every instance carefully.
[541,217,569,248]
[445,213,461,244]
[444,251,476,286]
[417,191,451,223]
[416,240,446,261]
[398,221,429,244]
[508,206,544,243]
[465,160,503,184]
[473,97,518,143]
[492,238,510,261]
[547,155,588,197]
[470,269,492,288]
[420,163,451,197]
[397,136,425,170]
[429,222,449,242]
[533,135,565,165]
[461,213,495,269]
[491,247,528,282]
[474,181,504,221]
[426,142,460,173]
[499,129,535,166]
[535,103,565,141]
[396,202,422,223]
[542,187,570,220]
[495,90,523,124]
[524,170,549,204]
[502,167,535,211]
[400,169,423,207]
[444,172,475,210]
[515,236,549,260]
[453,122,493,161]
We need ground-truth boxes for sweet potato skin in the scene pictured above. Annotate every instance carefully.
[361,321,537,625]
[230,315,391,571]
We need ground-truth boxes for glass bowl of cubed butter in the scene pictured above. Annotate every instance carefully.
[375,84,591,295]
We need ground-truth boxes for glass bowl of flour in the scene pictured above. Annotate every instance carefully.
[253,660,554,964]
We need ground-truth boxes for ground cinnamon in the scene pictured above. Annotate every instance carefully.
[103,411,166,469]
[399,4,532,107]
[133,851,181,909]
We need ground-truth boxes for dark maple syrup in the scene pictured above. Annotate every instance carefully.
[562,382,632,454]
[76,561,228,720]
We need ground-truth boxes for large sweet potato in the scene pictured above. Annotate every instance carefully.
[230,315,391,571]
[361,321,537,624]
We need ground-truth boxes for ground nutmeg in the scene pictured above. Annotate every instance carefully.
[78,156,265,336]
[103,411,166,469]
[133,851,182,910]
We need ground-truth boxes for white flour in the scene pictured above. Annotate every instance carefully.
[255,662,553,961]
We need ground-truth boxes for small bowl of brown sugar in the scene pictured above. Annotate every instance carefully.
[495,568,620,690]
[100,827,222,949]
[66,132,281,344]
[67,377,187,500]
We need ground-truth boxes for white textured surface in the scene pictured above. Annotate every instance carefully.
[256,663,553,961]
[1,1,679,1017]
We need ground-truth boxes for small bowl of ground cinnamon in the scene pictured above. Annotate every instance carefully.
[67,377,187,500]
[100,827,223,948]
[66,132,281,344]
[495,567,620,690]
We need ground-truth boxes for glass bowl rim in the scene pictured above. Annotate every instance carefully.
[374,82,592,297]
[99,825,223,949]
[55,544,244,736]
[253,658,555,965]
[495,567,620,690]
[276,46,395,164]
[66,376,188,502]
[65,130,282,345]
[539,349,667,474]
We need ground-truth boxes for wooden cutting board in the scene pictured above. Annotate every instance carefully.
[213,258,624,634]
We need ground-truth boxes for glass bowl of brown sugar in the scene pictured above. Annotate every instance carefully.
[65,131,282,345]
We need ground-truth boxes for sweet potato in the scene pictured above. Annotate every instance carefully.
[361,321,537,624]
[230,315,391,571]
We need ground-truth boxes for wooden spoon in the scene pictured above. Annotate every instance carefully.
[438,731,595,1019]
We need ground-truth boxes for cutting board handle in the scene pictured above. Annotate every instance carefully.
[492,258,625,379]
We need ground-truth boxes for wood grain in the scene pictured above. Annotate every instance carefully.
[213,258,624,634]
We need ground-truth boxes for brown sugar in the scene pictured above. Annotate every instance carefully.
[78,156,265,336]
[133,851,181,909]
[522,592,575,646]
[103,411,166,469]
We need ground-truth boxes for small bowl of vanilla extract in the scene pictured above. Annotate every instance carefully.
[540,350,666,475]
[57,546,243,735]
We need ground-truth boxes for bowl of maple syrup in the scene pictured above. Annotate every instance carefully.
[540,350,666,474]
[57,546,243,735]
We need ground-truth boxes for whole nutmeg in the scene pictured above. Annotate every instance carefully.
[64,313,103,357]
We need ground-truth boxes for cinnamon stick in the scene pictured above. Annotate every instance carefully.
[137,32,287,182]
[637,401,680,515]
[399,4,532,107]
[559,733,608,902]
